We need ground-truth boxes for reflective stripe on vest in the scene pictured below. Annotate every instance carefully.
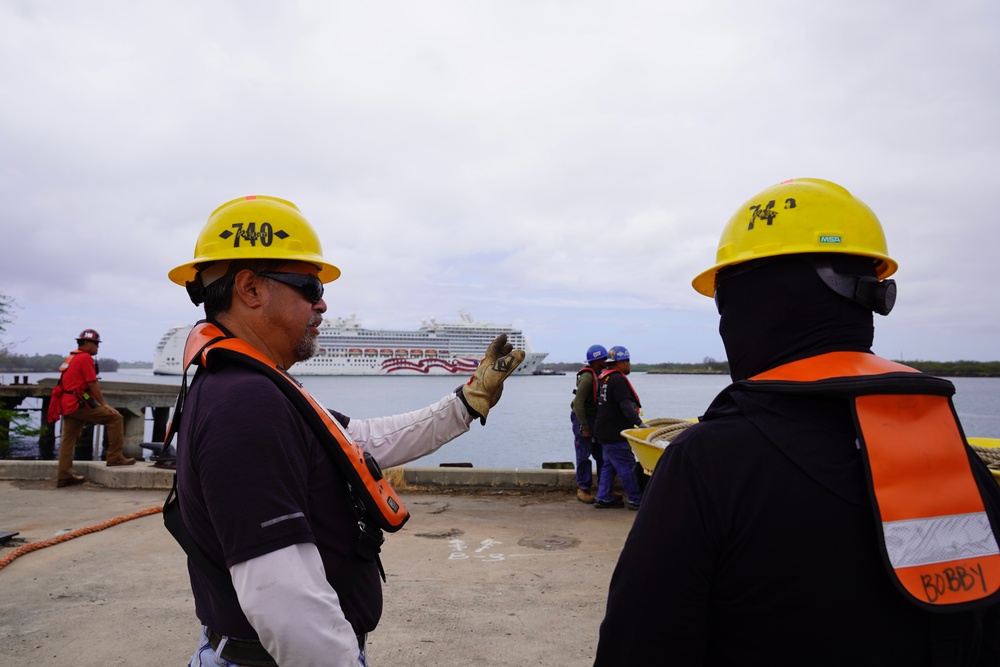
[182,322,410,533]
[58,352,78,373]
[747,352,1000,611]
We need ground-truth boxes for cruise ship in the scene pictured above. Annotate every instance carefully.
[152,312,548,376]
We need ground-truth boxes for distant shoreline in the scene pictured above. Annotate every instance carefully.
[544,361,1000,378]
[4,360,1000,378]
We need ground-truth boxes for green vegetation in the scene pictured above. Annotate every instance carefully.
[0,353,120,373]
[897,360,1000,377]
[0,292,13,370]
[543,358,731,374]
[0,293,41,456]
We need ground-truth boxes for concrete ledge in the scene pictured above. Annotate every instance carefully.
[0,461,578,491]
[0,460,175,489]
[398,466,577,490]
[0,460,54,481]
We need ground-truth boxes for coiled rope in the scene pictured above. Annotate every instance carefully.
[0,505,162,572]
[642,417,695,444]
[971,445,1000,471]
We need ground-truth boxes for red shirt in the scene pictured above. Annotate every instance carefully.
[59,350,97,415]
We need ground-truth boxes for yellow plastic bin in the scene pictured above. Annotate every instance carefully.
[622,418,696,475]
[623,427,667,476]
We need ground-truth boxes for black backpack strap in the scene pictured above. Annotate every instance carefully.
[160,363,235,595]
[162,360,384,600]
[162,473,237,596]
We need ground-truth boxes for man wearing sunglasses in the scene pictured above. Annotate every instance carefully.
[49,328,135,487]
[595,179,1000,665]
[167,195,524,667]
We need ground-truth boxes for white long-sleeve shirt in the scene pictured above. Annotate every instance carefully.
[231,391,474,665]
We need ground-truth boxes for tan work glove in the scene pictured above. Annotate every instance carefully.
[459,333,525,424]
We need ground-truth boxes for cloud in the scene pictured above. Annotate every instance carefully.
[1,0,998,364]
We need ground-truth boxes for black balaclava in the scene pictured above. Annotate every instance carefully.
[716,253,877,381]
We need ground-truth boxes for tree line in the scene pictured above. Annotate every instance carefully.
[543,358,1000,377]
[0,352,121,373]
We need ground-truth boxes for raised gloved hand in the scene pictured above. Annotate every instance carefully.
[458,333,525,424]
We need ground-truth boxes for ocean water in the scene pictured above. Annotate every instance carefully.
[5,370,1000,467]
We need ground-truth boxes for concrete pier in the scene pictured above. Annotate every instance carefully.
[0,467,626,667]
[0,379,178,460]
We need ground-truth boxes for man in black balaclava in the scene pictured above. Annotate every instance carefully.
[595,178,1000,666]
[716,252,876,382]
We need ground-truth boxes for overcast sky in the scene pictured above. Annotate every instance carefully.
[1,0,997,365]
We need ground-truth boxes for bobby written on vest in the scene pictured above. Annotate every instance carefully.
[739,351,1000,612]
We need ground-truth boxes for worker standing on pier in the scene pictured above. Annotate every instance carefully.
[571,344,607,503]
[166,195,523,667]
[594,345,644,510]
[596,178,1000,665]
[49,328,135,487]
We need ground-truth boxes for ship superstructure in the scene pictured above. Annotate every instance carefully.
[152,312,547,376]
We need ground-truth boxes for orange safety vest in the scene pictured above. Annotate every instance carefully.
[174,321,409,533]
[57,351,78,372]
[46,353,79,422]
[577,366,599,403]
[598,368,642,407]
[741,351,1000,611]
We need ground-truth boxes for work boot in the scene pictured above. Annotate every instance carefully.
[577,487,595,504]
[594,498,625,509]
[106,456,136,467]
[57,474,86,488]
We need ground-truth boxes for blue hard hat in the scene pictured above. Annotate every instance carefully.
[586,344,608,362]
[608,345,631,362]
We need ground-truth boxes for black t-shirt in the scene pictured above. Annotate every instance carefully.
[594,371,641,443]
[596,387,1000,665]
[176,363,381,639]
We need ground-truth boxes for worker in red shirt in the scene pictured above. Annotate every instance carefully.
[50,329,134,487]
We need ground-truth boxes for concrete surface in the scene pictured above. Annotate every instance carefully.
[0,460,580,492]
[0,475,635,666]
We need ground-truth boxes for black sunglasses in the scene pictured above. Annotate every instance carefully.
[258,272,325,304]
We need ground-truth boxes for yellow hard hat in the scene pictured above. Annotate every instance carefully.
[168,195,341,286]
[691,178,897,297]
